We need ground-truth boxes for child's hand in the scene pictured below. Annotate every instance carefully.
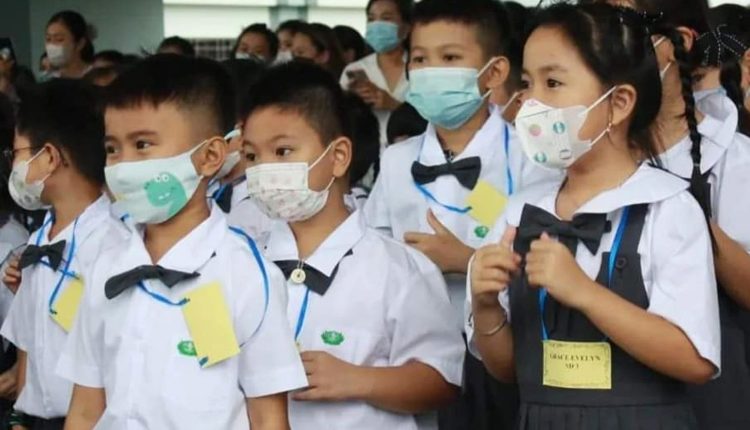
[3,257,22,294]
[352,81,400,111]
[470,227,520,309]
[404,210,475,273]
[293,351,363,402]
[525,232,596,310]
[0,364,17,400]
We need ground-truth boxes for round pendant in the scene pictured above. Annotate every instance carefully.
[291,268,307,284]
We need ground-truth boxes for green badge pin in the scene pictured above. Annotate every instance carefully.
[177,340,197,357]
[474,225,489,239]
[321,331,345,346]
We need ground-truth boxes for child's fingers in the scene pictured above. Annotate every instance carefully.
[499,226,517,249]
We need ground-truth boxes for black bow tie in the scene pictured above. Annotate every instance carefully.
[411,156,482,190]
[19,241,67,271]
[214,184,234,213]
[516,204,609,256]
[105,265,201,299]
[274,250,352,296]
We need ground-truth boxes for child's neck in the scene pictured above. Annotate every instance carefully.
[289,190,351,261]
[48,179,102,240]
[435,105,489,157]
[220,163,246,186]
[144,199,210,263]
[654,74,704,154]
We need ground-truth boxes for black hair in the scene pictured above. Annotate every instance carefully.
[295,23,346,78]
[106,54,236,137]
[277,19,306,35]
[386,102,427,144]
[240,61,353,148]
[529,3,662,160]
[47,10,95,62]
[333,25,369,62]
[92,50,125,66]
[344,92,380,185]
[366,0,414,23]
[627,0,712,217]
[493,1,524,93]
[0,93,23,222]
[158,36,196,57]
[233,24,279,60]
[15,79,105,185]
[220,59,267,122]
[83,66,121,87]
[411,0,513,60]
[704,4,750,136]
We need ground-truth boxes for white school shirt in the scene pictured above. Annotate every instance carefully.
[0,195,118,418]
[264,210,464,430]
[0,217,29,326]
[694,89,738,133]
[465,164,721,371]
[364,109,561,328]
[340,53,409,149]
[660,102,750,255]
[207,176,249,213]
[56,206,307,430]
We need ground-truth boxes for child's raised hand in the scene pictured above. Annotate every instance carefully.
[3,257,22,294]
[293,351,364,403]
[525,232,595,310]
[404,210,475,274]
[470,226,520,309]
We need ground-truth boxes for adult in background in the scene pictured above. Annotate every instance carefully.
[292,23,346,78]
[232,24,278,63]
[157,36,195,57]
[276,19,305,63]
[44,10,95,78]
[333,25,369,65]
[341,0,412,151]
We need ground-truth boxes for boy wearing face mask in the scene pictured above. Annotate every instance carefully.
[58,55,307,430]
[243,61,463,430]
[0,79,119,430]
[364,1,559,428]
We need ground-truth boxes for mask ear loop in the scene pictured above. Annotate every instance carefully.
[579,86,618,118]
[477,57,501,100]
[25,147,53,184]
[307,141,339,192]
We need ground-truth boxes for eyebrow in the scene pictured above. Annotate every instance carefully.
[125,130,158,140]
[243,133,293,147]
[522,64,568,75]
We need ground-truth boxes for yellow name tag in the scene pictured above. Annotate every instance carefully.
[542,340,612,390]
[182,282,240,367]
[465,180,508,227]
[50,277,84,332]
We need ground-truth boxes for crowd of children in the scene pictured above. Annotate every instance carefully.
[0,0,749,429]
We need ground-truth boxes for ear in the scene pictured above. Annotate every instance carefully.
[609,85,637,128]
[75,37,87,54]
[195,136,226,178]
[485,56,510,92]
[40,142,66,173]
[330,137,352,180]
[676,26,695,54]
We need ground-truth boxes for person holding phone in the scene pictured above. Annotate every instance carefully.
[340,0,412,151]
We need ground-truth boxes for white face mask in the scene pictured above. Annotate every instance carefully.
[246,144,335,222]
[45,44,70,68]
[8,149,51,211]
[215,129,242,180]
[515,87,616,170]
[275,50,294,64]
[105,141,208,225]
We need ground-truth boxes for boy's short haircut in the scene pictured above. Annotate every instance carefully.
[158,36,196,57]
[15,79,105,185]
[221,59,267,120]
[411,0,512,60]
[106,54,236,137]
[240,61,353,145]
[344,92,380,185]
[386,102,427,145]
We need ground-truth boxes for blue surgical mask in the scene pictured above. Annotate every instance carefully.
[694,87,726,103]
[406,59,495,130]
[365,21,401,53]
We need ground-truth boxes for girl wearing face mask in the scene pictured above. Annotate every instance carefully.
[44,10,94,79]
[340,0,412,150]
[595,0,750,426]
[232,23,278,63]
[470,4,720,429]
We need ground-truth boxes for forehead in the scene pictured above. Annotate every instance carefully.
[240,32,267,45]
[46,22,71,37]
[523,26,578,69]
[244,107,320,142]
[411,20,480,49]
[105,102,194,137]
[369,0,400,15]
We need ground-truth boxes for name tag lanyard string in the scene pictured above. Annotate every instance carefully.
[35,215,80,316]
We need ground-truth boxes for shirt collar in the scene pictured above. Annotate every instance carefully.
[660,112,735,178]
[265,210,365,277]
[35,194,110,246]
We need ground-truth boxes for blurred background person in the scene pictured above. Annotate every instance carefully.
[44,10,95,78]
[232,23,278,63]
[292,22,346,78]
[333,25,369,65]
[156,36,195,57]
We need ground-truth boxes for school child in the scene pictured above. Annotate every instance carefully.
[58,55,307,430]
[364,0,559,428]
[469,4,720,429]
[241,61,464,430]
[592,0,750,426]
[0,79,116,430]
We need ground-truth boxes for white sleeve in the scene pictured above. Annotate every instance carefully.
[647,193,721,371]
[340,65,352,90]
[386,252,465,387]
[55,281,104,388]
[237,263,307,398]
[0,271,36,352]
[714,136,750,253]
[363,164,393,237]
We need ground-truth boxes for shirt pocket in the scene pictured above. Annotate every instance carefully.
[306,325,389,366]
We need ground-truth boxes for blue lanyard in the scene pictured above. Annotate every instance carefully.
[229,226,270,337]
[413,124,512,214]
[294,287,311,341]
[137,281,189,307]
[538,206,631,341]
[35,215,79,316]
[211,183,230,202]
